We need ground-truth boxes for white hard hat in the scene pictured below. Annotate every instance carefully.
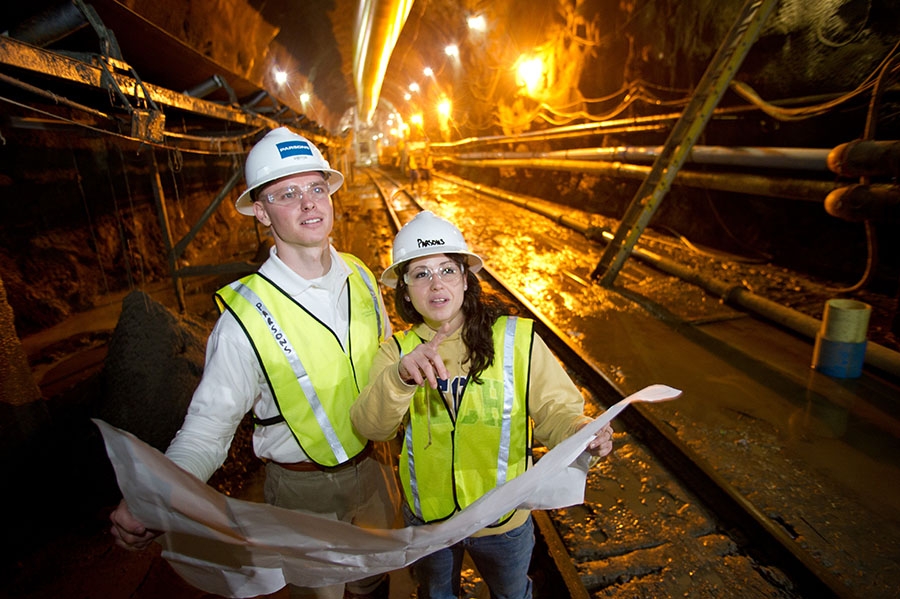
[234,127,344,215]
[382,211,484,288]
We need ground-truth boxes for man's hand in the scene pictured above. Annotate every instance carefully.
[109,498,161,551]
[398,323,452,389]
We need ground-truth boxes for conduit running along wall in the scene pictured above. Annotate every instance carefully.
[441,173,900,379]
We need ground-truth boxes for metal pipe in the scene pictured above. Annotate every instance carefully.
[637,252,900,378]
[827,140,900,178]
[447,156,835,202]
[5,2,88,47]
[825,184,900,221]
[442,173,900,378]
[354,0,416,124]
[242,90,270,110]
[459,145,831,172]
[184,74,226,99]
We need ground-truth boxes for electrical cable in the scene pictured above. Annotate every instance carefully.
[828,47,900,293]
[0,93,257,156]
[70,145,110,295]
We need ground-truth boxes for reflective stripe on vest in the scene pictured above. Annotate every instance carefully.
[215,255,384,466]
[396,316,533,522]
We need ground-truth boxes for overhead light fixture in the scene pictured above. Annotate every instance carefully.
[467,15,486,32]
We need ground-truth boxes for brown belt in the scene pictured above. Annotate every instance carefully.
[273,443,373,472]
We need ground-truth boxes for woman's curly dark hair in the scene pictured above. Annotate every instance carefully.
[394,254,513,384]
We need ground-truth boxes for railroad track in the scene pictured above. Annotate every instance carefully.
[363,168,860,599]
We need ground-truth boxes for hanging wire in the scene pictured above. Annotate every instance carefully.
[167,147,187,227]
[815,0,871,49]
[518,34,900,130]
[0,84,261,157]
[704,195,773,263]
[730,37,900,122]
[828,45,900,293]
[116,144,147,288]
[70,146,110,296]
[106,142,135,290]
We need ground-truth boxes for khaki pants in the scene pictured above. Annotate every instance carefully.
[263,444,401,598]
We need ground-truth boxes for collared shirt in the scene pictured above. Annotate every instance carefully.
[165,245,371,482]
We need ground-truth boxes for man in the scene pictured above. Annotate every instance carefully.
[419,148,433,191]
[109,127,398,599]
[407,151,419,190]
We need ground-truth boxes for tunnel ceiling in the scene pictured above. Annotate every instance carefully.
[0,0,472,137]
[1,0,898,145]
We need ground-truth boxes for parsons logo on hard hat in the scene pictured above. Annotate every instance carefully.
[417,238,445,248]
[276,140,314,159]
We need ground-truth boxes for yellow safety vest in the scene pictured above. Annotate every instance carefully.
[396,316,534,523]
[215,254,386,467]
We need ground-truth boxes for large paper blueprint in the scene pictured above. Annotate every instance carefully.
[96,384,680,597]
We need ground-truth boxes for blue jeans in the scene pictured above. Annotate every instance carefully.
[409,509,535,599]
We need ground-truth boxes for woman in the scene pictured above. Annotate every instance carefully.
[351,211,614,599]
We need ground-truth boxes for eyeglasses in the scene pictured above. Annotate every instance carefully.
[262,181,330,207]
[403,262,464,288]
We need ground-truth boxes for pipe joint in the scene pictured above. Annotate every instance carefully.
[824,184,900,222]
[827,140,900,178]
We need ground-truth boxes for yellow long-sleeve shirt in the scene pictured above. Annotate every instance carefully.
[351,321,592,536]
